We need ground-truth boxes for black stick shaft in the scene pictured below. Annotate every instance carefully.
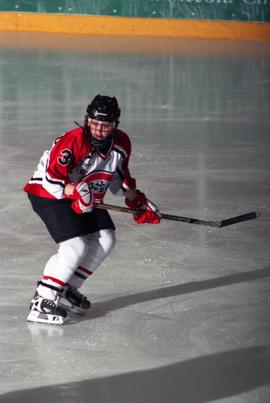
[96,203,261,228]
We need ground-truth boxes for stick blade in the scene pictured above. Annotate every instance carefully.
[220,211,261,228]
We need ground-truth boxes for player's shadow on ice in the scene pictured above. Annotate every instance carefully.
[1,345,270,403]
[76,265,270,322]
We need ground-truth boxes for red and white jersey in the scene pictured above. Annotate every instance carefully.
[23,126,136,202]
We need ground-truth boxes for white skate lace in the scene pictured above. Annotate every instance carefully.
[41,298,66,315]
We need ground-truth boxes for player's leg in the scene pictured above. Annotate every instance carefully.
[59,229,116,314]
[28,235,89,324]
[26,195,115,323]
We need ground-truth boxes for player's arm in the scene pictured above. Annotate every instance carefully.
[42,134,75,199]
[114,133,160,224]
[109,133,136,196]
[121,156,161,225]
[125,189,161,224]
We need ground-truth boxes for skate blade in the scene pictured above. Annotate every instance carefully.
[27,310,65,325]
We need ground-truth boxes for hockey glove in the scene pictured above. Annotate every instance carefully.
[126,190,161,224]
[68,182,94,214]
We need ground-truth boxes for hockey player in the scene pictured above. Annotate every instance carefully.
[24,94,161,325]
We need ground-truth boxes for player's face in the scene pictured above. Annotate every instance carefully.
[88,118,115,140]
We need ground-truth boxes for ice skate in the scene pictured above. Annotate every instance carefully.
[58,285,91,315]
[27,292,67,325]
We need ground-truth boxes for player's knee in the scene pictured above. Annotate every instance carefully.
[100,229,116,254]
[58,236,88,267]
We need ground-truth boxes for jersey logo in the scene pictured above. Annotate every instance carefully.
[58,149,72,166]
[90,180,106,193]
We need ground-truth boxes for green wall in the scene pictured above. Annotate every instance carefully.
[0,0,269,22]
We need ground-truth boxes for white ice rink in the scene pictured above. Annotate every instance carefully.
[0,32,269,403]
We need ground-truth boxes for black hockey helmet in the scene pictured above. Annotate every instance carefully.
[84,95,121,149]
[86,95,121,125]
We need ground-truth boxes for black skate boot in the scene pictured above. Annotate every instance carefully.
[58,285,91,315]
[27,292,67,325]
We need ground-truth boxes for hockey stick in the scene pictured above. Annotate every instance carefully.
[96,203,261,228]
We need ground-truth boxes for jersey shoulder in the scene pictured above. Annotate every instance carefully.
[60,126,85,143]
[55,126,90,151]
[113,129,131,155]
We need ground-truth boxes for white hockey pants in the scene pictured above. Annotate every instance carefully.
[37,229,116,299]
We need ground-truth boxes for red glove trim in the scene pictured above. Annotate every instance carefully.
[69,182,94,214]
[134,210,160,224]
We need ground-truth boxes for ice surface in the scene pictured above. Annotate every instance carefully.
[0,32,269,403]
